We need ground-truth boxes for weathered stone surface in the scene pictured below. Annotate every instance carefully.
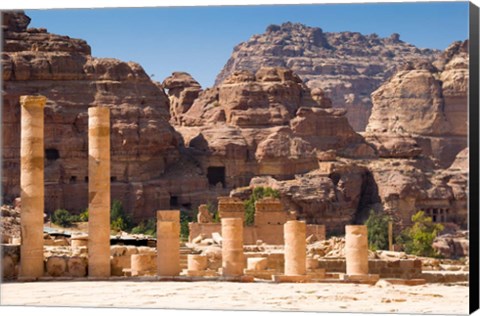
[46,256,67,277]
[175,67,371,191]
[163,72,202,125]
[215,22,439,130]
[366,41,468,167]
[233,161,370,232]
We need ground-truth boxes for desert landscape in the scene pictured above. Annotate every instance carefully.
[0,4,472,314]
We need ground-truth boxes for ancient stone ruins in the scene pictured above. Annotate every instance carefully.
[1,11,469,286]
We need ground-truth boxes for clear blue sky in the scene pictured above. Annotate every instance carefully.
[25,2,469,87]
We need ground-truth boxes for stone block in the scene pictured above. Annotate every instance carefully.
[46,256,67,277]
[272,274,312,283]
[67,257,87,277]
[247,257,268,271]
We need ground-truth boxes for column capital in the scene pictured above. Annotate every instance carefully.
[20,95,46,108]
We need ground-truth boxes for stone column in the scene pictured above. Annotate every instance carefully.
[157,210,180,276]
[284,220,306,276]
[345,225,369,275]
[19,95,46,278]
[87,106,111,277]
[221,218,244,276]
[187,255,208,271]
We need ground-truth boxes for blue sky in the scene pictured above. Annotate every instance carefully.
[25,2,469,87]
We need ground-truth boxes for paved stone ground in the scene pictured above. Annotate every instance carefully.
[0,280,469,314]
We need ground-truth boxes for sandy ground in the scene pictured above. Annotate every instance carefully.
[0,280,469,314]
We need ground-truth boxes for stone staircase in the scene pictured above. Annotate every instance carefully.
[179,243,194,270]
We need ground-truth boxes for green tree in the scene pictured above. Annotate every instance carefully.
[110,200,133,232]
[52,209,74,227]
[244,187,280,226]
[397,211,444,257]
[364,210,391,251]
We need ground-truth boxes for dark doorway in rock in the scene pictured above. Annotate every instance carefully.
[45,148,60,160]
[170,196,179,208]
[207,166,226,188]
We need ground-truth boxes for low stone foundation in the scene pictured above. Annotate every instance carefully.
[189,223,326,245]
[317,258,423,279]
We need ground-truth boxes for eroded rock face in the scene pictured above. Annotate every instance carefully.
[173,67,372,189]
[2,11,207,220]
[365,41,468,167]
[215,22,439,130]
[180,67,316,127]
[162,72,202,125]
[231,161,372,233]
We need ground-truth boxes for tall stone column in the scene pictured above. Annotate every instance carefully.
[284,220,306,276]
[221,218,244,276]
[345,225,369,275]
[157,210,180,276]
[19,95,46,278]
[88,106,111,277]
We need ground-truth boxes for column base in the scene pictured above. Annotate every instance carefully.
[339,273,380,284]
[382,278,427,286]
[272,274,311,283]
[181,269,219,277]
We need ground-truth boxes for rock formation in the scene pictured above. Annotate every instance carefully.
[215,22,439,130]
[173,67,373,191]
[365,40,468,167]
[2,11,468,234]
[2,11,211,220]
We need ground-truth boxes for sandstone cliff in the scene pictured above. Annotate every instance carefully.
[2,11,212,220]
[215,22,439,131]
[171,67,374,192]
[365,40,468,167]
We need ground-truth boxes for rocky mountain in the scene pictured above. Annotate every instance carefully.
[215,22,440,131]
[2,11,213,220]
[1,12,468,233]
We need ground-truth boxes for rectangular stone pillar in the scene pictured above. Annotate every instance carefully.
[221,217,244,276]
[19,95,46,278]
[88,106,111,277]
[156,210,180,276]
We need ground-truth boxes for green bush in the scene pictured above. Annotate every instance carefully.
[131,218,157,237]
[110,200,133,232]
[365,210,391,251]
[79,209,89,222]
[244,187,280,226]
[396,211,444,257]
[52,209,74,227]
[180,212,190,241]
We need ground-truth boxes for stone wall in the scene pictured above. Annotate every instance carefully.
[317,258,423,279]
[188,222,325,245]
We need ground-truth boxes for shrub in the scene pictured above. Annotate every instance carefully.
[244,187,280,226]
[397,211,444,257]
[110,200,133,232]
[180,212,191,241]
[131,218,157,237]
[364,210,391,251]
[79,209,89,222]
[52,209,74,227]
